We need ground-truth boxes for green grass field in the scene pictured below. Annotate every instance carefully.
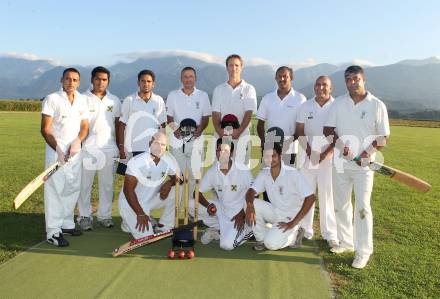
[0,112,439,298]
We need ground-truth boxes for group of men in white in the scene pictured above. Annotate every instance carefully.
[41,54,390,269]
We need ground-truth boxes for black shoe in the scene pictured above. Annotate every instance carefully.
[62,228,82,236]
[47,233,69,247]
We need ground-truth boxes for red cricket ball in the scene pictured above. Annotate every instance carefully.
[178,249,186,259]
[167,249,175,259]
[186,249,195,259]
[208,205,217,214]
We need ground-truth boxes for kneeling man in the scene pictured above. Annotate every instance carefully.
[245,144,315,251]
[118,132,177,239]
[190,137,253,250]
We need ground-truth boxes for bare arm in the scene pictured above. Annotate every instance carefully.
[195,115,210,138]
[245,188,257,226]
[233,110,253,139]
[295,122,311,156]
[77,119,89,142]
[115,117,120,146]
[41,114,57,151]
[277,194,316,232]
[257,119,265,147]
[117,121,126,159]
[212,112,224,137]
[159,175,177,200]
[124,174,150,232]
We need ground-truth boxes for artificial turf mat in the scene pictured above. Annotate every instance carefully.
[0,218,331,298]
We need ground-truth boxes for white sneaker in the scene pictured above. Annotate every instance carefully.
[327,240,339,248]
[253,241,266,251]
[330,245,354,254]
[79,217,93,231]
[352,254,370,269]
[201,228,220,245]
[99,219,114,228]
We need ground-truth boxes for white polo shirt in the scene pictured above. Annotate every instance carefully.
[257,89,306,137]
[82,89,121,152]
[120,92,166,152]
[166,88,211,125]
[251,162,313,217]
[296,96,334,149]
[200,161,253,218]
[212,80,257,136]
[41,89,89,152]
[325,92,390,163]
[119,152,177,205]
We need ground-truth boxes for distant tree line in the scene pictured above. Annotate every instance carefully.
[389,109,440,120]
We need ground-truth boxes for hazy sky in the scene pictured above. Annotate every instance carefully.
[1,0,440,67]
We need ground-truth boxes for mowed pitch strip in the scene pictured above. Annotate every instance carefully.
[0,221,330,299]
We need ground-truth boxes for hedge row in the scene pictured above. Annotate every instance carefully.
[0,100,41,111]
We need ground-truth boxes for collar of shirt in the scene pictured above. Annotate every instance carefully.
[179,87,198,97]
[274,88,301,102]
[262,161,288,180]
[58,88,81,102]
[225,79,247,91]
[215,160,236,176]
[312,96,335,108]
[345,91,373,106]
[86,89,110,103]
[135,91,156,102]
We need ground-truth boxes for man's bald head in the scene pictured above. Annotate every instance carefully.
[314,76,332,101]
[150,131,168,158]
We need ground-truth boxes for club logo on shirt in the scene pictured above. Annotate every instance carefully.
[161,171,166,178]
[217,185,223,192]
[307,112,314,119]
[152,108,156,115]
[231,184,237,191]
[361,111,366,119]
[240,93,244,100]
[107,105,113,112]
[196,102,200,109]
[146,171,152,180]
[279,186,284,195]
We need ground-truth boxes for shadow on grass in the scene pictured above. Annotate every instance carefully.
[0,212,45,254]
[4,213,322,265]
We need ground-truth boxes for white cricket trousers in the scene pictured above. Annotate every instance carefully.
[170,139,202,207]
[333,168,375,256]
[118,188,177,239]
[77,149,117,220]
[252,199,300,250]
[188,198,252,250]
[300,160,338,241]
[44,147,82,239]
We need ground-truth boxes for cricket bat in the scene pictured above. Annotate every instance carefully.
[370,162,431,193]
[353,157,431,193]
[13,162,63,209]
[112,221,202,257]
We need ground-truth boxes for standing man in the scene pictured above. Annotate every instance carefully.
[77,66,121,230]
[118,132,177,238]
[117,70,166,169]
[257,66,306,166]
[189,137,253,250]
[295,76,338,247]
[245,144,315,251]
[166,66,211,208]
[324,65,390,269]
[41,68,89,247]
[212,54,257,166]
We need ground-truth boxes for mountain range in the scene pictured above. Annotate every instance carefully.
[1,54,440,114]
